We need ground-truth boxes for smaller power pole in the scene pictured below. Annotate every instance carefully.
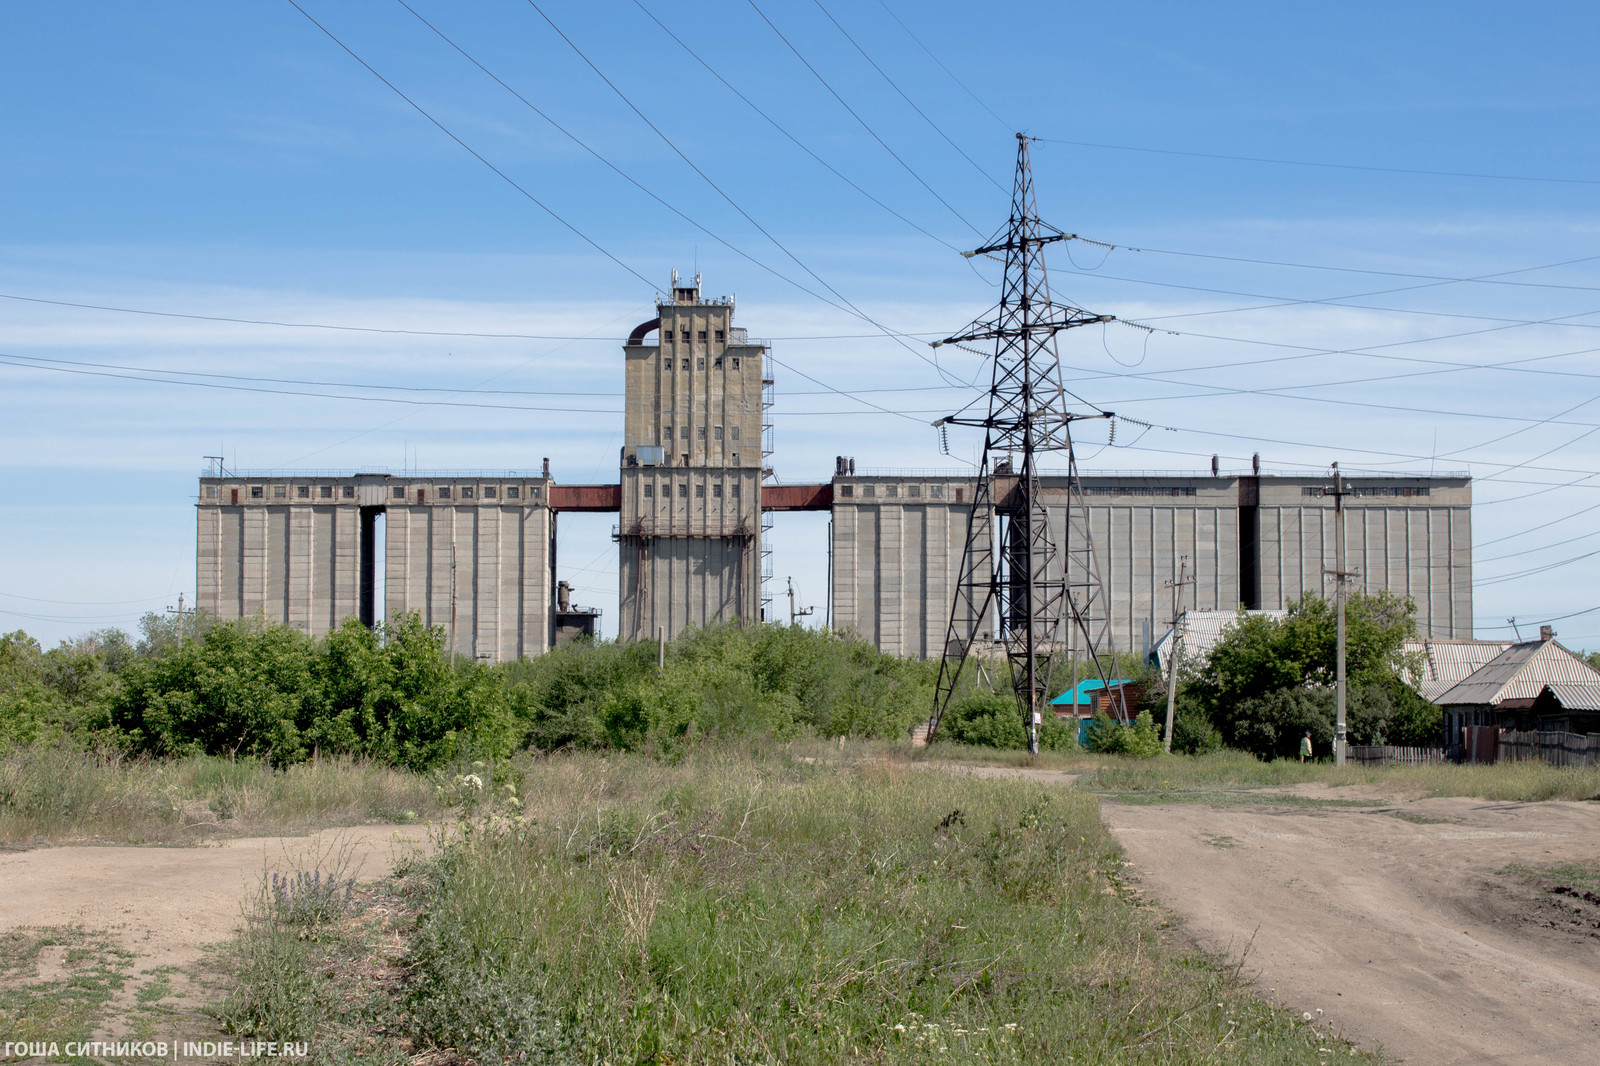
[449,545,458,660]
[786,577,813,627]
[657,625,665,671]
[1161,557,1193,753]
[1322,466,1357,765]
[165,594,192,649]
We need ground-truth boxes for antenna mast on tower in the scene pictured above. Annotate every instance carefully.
[926,134,1123,754]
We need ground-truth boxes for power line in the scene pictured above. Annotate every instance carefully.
[282,0,656,291]
[629,0,963,254]
[0,289,941,341]
[0,590,178,607]
[520,0,967,386]
[874,0,1011,133]
[1476,605,1600,632]
[809,0,1006,193]
[1069,235,1600,295]
[743,0,985,237]
[1060,265,1600,332]
[1032,137,1600,187]
[0,350,955,418]
[394,0,941,338]
[1478,527,1600,564]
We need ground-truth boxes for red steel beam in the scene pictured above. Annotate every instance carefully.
[761,483,833,511]
[550,484,621,512]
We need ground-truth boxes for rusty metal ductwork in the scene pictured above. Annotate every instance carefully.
[627,318,661,346]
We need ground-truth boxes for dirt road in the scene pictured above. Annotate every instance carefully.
[1101,794,1600,1066]
[0,824,429,996]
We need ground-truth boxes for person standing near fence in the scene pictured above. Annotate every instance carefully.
[1300,731,1313,763]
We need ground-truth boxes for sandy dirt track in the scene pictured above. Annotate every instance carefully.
[1101,794,1600,1066]
[0,824,430,978]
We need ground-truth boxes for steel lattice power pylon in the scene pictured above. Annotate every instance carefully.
[926,134,1123,754]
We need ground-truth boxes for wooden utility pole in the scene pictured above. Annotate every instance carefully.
[1322,466,1357,766]
[1162,557,1192,753]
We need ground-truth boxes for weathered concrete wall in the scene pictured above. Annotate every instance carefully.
[1256,478,1472,638]
[616,466,761,641]
[197,474,552,661]
[829,473,1474,658]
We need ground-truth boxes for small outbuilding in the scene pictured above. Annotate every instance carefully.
[1527,683,1600,735]
[1050,679,1138,720]
[1433,632,1600,741]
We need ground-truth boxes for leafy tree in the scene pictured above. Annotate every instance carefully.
[1189,591,1419,759]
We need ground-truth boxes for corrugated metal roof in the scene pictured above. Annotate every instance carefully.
[1543,682,1600,711]
[1051,679,1136,706]
[1153,610,1286,671]
[1402,638,1514,702]
[1434,640,1600,706]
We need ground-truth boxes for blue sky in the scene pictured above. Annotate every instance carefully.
[4,1,1600,646]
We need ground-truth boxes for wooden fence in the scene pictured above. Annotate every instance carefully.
[1350,732,1600,767]
[1346,745,1448,766]
[1497,730,1600,768]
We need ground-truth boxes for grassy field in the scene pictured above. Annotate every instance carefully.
[1065,748,1600,802]
[220,745,1374,1065]
[0,744,440,846]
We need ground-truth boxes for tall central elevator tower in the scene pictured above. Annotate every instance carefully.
[618,274,766,639]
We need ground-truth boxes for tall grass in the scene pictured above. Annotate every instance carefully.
[1080,748,1600,801]
[359,746,1367,1064]
[0,744,438,845]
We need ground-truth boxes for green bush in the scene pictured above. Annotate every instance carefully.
[12,617,945,771]
[1086,709,1163,758]
[940,691,1026,749]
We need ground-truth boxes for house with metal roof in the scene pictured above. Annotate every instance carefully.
[1400,638,1515,703]
[1151,610,1286,672]
[1526,683,1600,734]
[1433,633,1600,740]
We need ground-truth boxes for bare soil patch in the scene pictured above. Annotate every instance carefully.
[0,824,432,1041]
[1101,795,1600,1065]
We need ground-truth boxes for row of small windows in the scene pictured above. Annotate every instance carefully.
[664,355,741,371]
[663,425,740,441]
[424,484,540,500]
[642,482,742,499]
[209,484,543,501]
[669,329,725,343]
[1299,485,1431,498]
[838,484,948,499]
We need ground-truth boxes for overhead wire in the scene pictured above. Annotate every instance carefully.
[394,0,954,343]
[628,0,964,254]
[282,0,656,291]
[1055,259,1600,330]
[743,0,986,237]
[519,0,969,386]
[873,0,1012,133]
[0,350,955,418]
[808,0,1006,193]
[1066,236,1600,295]
[0,289,942,341]
[1030,136,1600,187]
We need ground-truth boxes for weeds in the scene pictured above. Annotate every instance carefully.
[0,744,438,845]
[223,746,1377,1064]
[1075,748,1600,802]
